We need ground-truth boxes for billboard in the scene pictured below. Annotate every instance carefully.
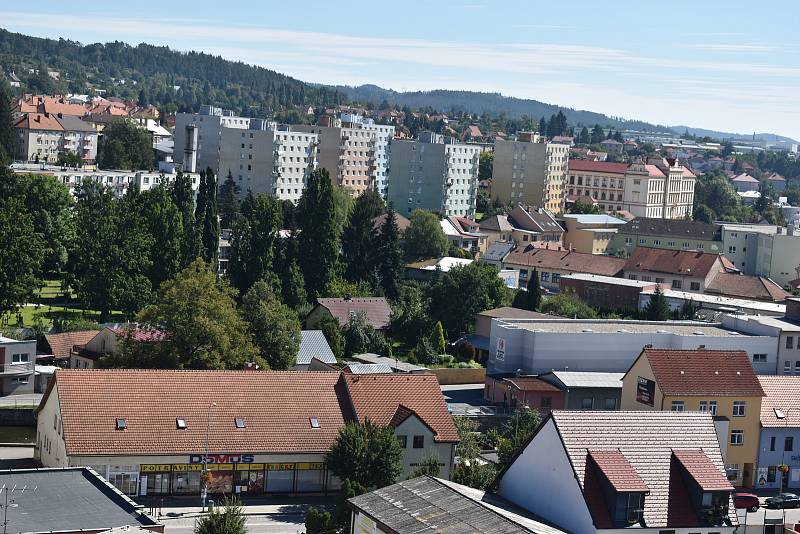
[636,376,655,406]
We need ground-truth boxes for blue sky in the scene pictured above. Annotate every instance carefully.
[2,0,799,139]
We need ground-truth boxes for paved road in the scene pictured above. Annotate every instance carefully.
[162,514,306,533]
[440,383,493,415]
[0,446,35,469]
[0,393,42,408]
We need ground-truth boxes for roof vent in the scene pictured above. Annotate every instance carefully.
[680,370,685,375]
[310,417,320,429]
[235,418,246,429]
[115,418,126,430]
[714,370,720,375]
[176,418,187,429]
[736,371,741,375]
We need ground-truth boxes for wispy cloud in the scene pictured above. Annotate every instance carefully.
[678,43,778,52]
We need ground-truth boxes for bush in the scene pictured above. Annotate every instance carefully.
[456,340,476,362]
[304,507,335,534]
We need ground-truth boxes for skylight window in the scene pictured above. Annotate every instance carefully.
[235,418,246,429]
[775,408,786,419]
[310,417,320,429]
[115,418,126,430]
[176,418,187,429]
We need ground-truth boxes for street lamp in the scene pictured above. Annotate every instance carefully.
[773,407,800,494]
[201,401,217,512]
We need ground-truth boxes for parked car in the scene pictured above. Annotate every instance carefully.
[733,493,760,512]
[765,493,800,509]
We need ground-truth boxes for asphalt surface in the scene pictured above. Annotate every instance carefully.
[0,446,35,469]
[0,393,42,407]
[162,514,306,533]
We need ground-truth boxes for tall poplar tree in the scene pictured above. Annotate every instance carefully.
[374,206,403,299]
[228,192,282,295]
[171,171,199,268]
[298,169,340,298]
[341,190,384,283]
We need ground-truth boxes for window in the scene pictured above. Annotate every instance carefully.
[733,401,746,417]
[655,278,665,284]
[786,437,794,451]
[235,418,246,428]
[788,336,794,349]
[581,397,594,410]
[770,436,776,451]
[639,238,646,245]
[690,282,700,291]
[397,435,407,448]
[310,417,320,429]
[728,246,736,254]
[115,418,126,430]
[540,397,552,409]
[540,272,550,282]
[11,353,29,363]
[786,360,792,374]
[671,400,685,412]
[699,400,717,415]
[604,398,617,410]
[768,466,777,483]
[176,418,187,429]
[11,376,28,384]
[753,353,767,364]
[730,430,744,445]
[413,435,424,448]
[671,280,682,289]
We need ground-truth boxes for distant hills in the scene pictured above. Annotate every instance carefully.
[670,125,797,144]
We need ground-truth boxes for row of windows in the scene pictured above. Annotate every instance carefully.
[769,436,794,452]
[397,435,425,449]
[671,399,747,416]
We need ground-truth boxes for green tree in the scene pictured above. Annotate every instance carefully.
[171,171,199,268]
[335,479,367,530]
[318,314,343,359]
[57,151,82,168]
[578,126,591,145]
[194,496,246,534]
[139,185,184,290]
[342,189,384,283]
[240,281,301,370]
[374,206,404,299]
[67,182,153,319]
[98,119,153,170]
[452,417,497,490]
[430,321,446,354]
[569,200,601,214]
[411,456,441,478]
[428,262,510,336]
[0,197,45,318]
[0,80,14,161]
[498,407,541,468]
[218,171,241,229]
[304,507,335,534]
[298,169,341,298]
[478,151,494,181]
[390,281,431,346]
[404,209,449,261]
[693,170,748,222]
[513,269,541,311]
[343,310,390,358]
[228,192,282,295]
[590,124,605,144]
[540,291,598,319]
[123,259,260,369]
[326,420,404,489]
[643,286,671,321]
[201,168,220,266]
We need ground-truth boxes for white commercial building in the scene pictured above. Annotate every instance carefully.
[488,318,778,376]
[721,222,800,288]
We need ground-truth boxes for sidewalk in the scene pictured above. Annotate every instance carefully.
[137,494,335,520]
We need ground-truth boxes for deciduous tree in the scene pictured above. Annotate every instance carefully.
[0,197,44,317]
[228,192,282,295]
[404,209,449,261]
[98,119,153,170]
[240,281,301,370]
[326,420,404,489]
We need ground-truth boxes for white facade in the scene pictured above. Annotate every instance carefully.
[0,336,36,396]
[394,414,455,480]
[488,318,778,376]
[623,161,695,219]
[722,223,800,288]
[721,314,800,376]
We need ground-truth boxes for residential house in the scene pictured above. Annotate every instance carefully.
[537,371,624,411]
[349,475,566,534]
[479,214,515,244]
[304,297,391,330]
[406,257,519,288]
[293,330,336,371]
[599,138,623,154]
[39,330,100,365]
[561,214,627,255]
[704,272,790,303]
[483,375,565,412]
[730,173,760,193]
[622,247,727,292]
[609,217,722,257]
[756,376,800,490]
[487,318,777,376]
[620,348,765,486]
[480,241,516,270]
[503,247,626,292]
[55,114,98,163]
[70,326,165,368]
[462,125,484,143]
[371,212,410,235]
[442,216,488,256]
[559,273,660,312]
[498,411,737,534]
[721,223,800,288]
[14,112,65,163]
[764,172,787,192]
[0,335,37,396]
[507,205,564,244]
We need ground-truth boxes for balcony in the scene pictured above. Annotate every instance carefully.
[0,362,34,376]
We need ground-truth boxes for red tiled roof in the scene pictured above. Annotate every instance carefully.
[623,247,721,277]
[47,369,348,456]
[759,376,800,428]
[316,297,391,329]
[672,449,733,491]
[43,330,100,359]
[109,327,167,343]
[14,113,65,131]
[342,374,459,442]
[705,273,790,303]
[504,247,625,277]
[643,164,666,177]
[588,449,649,492]
[504,377,561,393]
[372,213,411,233]
[640,348,764,397]
[568,160,629,175]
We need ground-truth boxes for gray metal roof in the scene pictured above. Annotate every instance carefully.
[297,330,336,365]
[349,476,565,533]
[0,468,160,533]
[344,363,394,374]
[350,353,427,372]
[547,371,624,389]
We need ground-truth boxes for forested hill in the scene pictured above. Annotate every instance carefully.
[330,84,675,133]
[0,28,347,117]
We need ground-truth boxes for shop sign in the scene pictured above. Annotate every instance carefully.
[140,464,172,472]
[234,463,264,470]
[636,376,655,407]
[266,463,295,471]
[207,463,234,471]
[172,464,204,472]
[496,338,506,362]
[189,454,254,464]
[296,462,324,470]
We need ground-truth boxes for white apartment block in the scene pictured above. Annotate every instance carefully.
[722,223,800,287]
[387,134,480,218]
[13,112,99,164]
[491,133,569,214]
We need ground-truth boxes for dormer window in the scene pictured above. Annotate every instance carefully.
[115,418,126,430]
[585,450,648,528]
[672,449,733,527]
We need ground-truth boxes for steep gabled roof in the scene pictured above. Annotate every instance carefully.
[315,297,391,329]
[759,376,800,428]
[42,330,100,359]
[14,112,64,131]
[623,247,722,277]
[705,273,790,303]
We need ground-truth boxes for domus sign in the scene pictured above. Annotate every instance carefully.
[189,454,255,464]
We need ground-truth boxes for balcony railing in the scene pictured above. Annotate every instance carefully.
[0,362,34,376]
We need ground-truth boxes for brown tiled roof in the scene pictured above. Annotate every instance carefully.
[48,369,347,456]
[588,449,649,492]
[504,248,625,277]
[479,215,514,233]
[42,330,100,358]
[342,374,459,442]
[672,449,733,491]
[41,99,88,117]
[623,247,721,277]
[504,377,561,393]
[705,273,790,302]
[316,297,391,329]
[552,410,736,528]
[568,160,629,175]
[619,217,721,241]
[759,376,800,428]
[640,348,764,397]
[14,113,65,131]
[372,212,411,233]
